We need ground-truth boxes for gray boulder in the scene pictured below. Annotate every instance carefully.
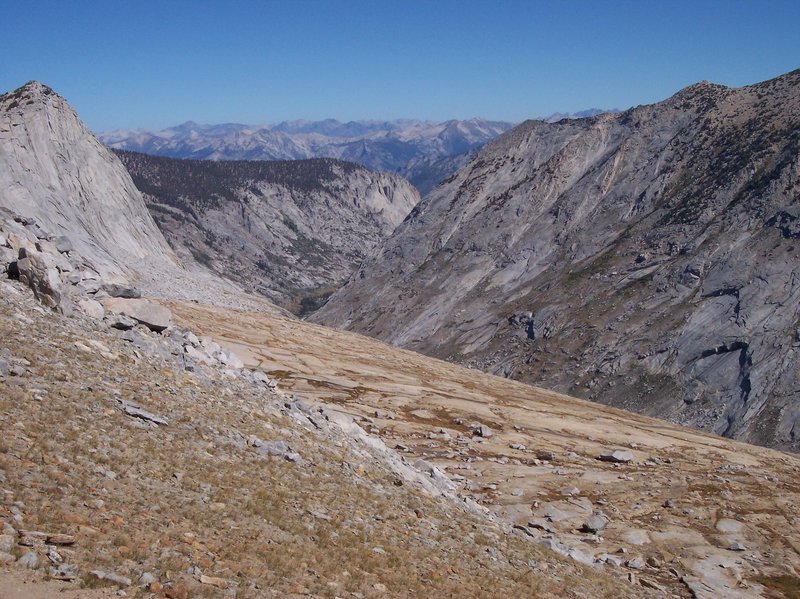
[15,250,69,312]
[101,283,142,298]
[53,235,73,253]
[17,551,39,569]
[77,299,105,320]
[598,449,635,463]
[581,513,609,533]
[102,297,172,332]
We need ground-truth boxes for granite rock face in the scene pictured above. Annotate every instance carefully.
[0,82,177,279]
[313,68,800,451]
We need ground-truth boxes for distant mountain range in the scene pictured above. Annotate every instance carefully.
[98,111,614,195]
[98,118,512,195]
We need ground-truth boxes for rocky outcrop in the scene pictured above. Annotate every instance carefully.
[115,151,420,312]
[313,68,800,451]
[0,81,177,279]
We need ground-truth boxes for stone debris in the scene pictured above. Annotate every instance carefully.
[121,401,168,426]
[598,449,634,463]
[89,569,132,587]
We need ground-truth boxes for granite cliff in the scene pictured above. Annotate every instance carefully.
[0,82,175,279]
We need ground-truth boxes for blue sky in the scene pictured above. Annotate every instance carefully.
[2,0,798,131]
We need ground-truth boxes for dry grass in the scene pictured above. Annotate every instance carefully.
[0,281,637,598]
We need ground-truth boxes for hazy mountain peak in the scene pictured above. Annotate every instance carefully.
[98,117,518,195]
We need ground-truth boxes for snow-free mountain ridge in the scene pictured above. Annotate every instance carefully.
[313,68,800,452]
[115,150,419,312]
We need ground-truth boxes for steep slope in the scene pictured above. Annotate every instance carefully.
[115,151,419,312]
[100,118,515,195]
[313,68,800,451]
[0,82,175,279]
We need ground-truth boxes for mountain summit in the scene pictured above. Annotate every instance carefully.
[312,68,800,451]
[0,81,175,278]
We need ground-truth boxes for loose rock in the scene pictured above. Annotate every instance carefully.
[89,570,132,587]
[598,449,634,463]
[102,297,172,332]
[18,551,39,569]
[581,513,609,533]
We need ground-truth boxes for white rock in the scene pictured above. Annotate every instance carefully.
[78,298,105,319]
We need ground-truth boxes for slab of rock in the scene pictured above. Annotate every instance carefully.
[89,570,132,587]
[598,449,634,463]
[199,574,228,588]
[473,424,493,438]
[715,518,744,534]
[621,529,651,545]
[102,297,171,332]
[18,530,76,545]
[121,402,168,426]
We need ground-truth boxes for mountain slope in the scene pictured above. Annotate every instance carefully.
[312,68,800,451]
[0,82,176,279]
[4,76,800,599]
[100,118,515,195]
[115,151,419,312]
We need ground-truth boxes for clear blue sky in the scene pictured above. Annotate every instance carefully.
[2,0,798,131]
